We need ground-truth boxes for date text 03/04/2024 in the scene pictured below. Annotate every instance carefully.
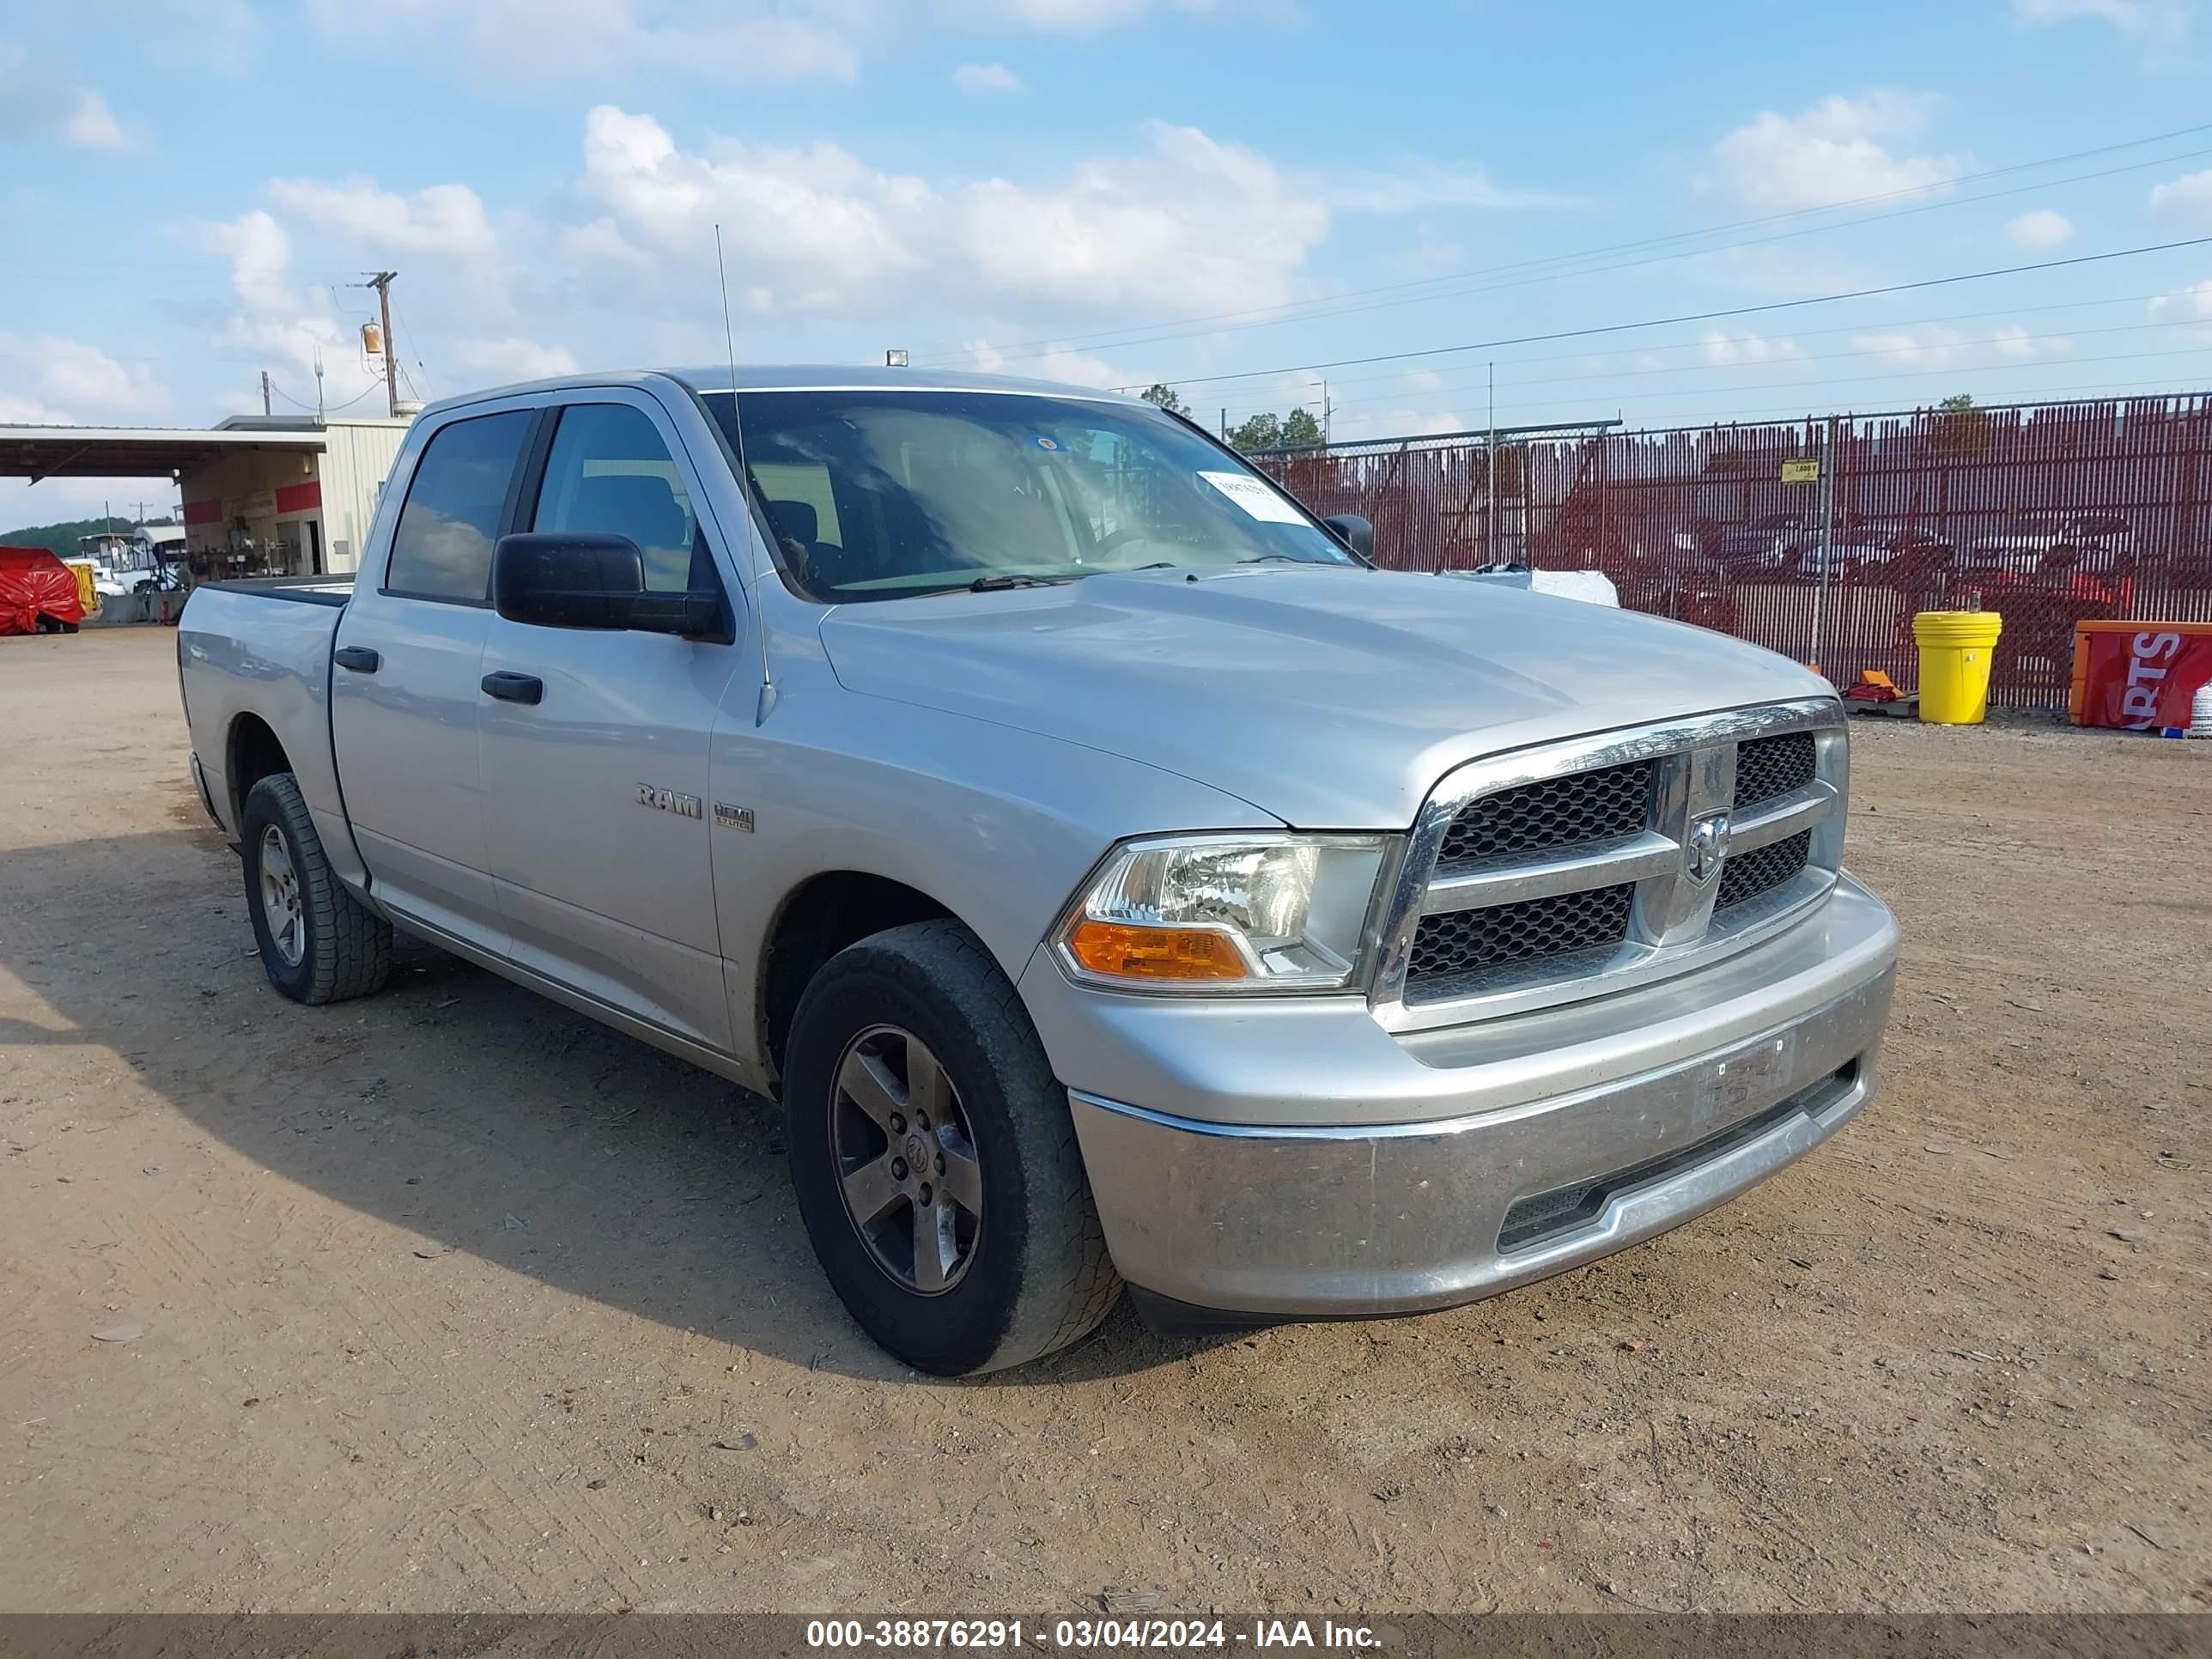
[803,1619,1382,1650]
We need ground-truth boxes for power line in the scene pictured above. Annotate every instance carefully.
[1317,313,2212,417]
[1176,288,2208,420]
[1320,352,2212,433]
[1437,372,2212,436]
[1128,236,2212,394]
[947,143,2212,369]
[915,122,2212,368]
[267,375,385,414]
[1303,288,2184,395]
[1511,341,2212,417]
[388,299,433,399]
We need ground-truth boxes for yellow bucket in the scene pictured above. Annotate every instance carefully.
[1913,610,2002,725]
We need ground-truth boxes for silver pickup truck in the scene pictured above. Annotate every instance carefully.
[178,366,1899,1374]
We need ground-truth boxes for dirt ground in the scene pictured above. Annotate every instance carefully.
[1,625,2205,1616]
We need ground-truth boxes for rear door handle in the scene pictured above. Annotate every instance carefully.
[481,671,544,705]
[334,646,380,673]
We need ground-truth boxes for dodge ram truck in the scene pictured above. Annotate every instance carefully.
[177,366,1899,1375]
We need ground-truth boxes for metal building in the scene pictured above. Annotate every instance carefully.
[0,414,411,580]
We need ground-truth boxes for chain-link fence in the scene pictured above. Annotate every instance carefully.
[1252,396,2212,709]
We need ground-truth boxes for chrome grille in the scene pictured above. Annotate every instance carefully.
[1374,699,1847,1030]
[1716,829,1812,911]
[1437,761,1651,869]
[1734,732,1816,808]
[1407,883,1632,994]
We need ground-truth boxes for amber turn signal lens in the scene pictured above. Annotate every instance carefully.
[1064,919,1249,981]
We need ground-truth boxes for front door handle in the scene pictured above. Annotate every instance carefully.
[334,646,380,673]
[481,671,544,705]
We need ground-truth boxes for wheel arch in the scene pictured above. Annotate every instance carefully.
[757,870,963,1086]
[226,713,293,833]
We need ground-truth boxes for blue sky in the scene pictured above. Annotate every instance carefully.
[5,0,2212,525]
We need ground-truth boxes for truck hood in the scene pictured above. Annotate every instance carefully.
[816,565,1832,828]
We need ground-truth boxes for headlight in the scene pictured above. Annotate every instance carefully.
[1055,834,1390,993]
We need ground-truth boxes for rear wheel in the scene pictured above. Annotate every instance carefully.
[241,773,392,1005]
[783,920,1121,1375]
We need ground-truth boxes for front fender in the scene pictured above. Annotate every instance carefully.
[708,671,1282,1079]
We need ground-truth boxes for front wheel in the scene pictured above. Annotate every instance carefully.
[783,920,1121,1375]
[241,773,392,1005]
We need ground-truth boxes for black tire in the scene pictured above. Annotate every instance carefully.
[783,920,1121,1375]
[241,773,392,1006]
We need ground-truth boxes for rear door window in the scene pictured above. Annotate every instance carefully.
[384,410,533,602]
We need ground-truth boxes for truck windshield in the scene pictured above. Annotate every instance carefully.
[702,389,1357,602]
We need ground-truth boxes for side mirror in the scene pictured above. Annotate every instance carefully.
[492,532,719,636]
[1322,513,1375,562]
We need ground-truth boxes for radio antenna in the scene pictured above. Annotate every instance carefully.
[715,222,775,720]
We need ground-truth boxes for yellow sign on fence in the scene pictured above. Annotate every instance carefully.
[1781,458,1820,483]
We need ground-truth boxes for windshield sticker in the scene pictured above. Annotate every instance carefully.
[1200,471,1309,525]
[1033,434,1060,451]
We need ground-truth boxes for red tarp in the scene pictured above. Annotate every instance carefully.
[0,545,86,635]
[2075,625,2212,731]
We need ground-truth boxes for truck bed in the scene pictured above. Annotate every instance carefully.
[177,581,353,855]
[204,574,356,607]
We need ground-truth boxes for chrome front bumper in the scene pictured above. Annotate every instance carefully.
[1039,875,1899,1323]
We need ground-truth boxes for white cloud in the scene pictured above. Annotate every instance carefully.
[265,178,499,260]
[963,338,1127,388]
[1319,162,1576,213]
[2004,209,2075,249]
[455,338,583,381]
[568,108,1333,318]
[2151,278,2212,316]
[0,334,169,422]
[1849,324,2064,368]
[29,338,165,412]
[1704,92,1966,211]
[307,0,1234,87]
[0,46,130,150]
[2009,0,2189,31]
[136,106,1553,416]
[1686,242,1885,299]
[2146,278,2212,342]
[2150,167,2212,231]
[954,62,1020,91]
[1385,235,1464,279]
[957,124,1329,313]
[1700,330,1803,366]
[1334,405,1466,441]
[185,210,354,404]
[0,393,76,426]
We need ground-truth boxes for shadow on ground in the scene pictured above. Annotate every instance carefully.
[0,823,1228,1385]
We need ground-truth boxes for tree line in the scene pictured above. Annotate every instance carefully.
[1141,385,1323,454]
[0,514,177,558]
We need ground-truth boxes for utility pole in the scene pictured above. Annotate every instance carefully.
[1486,362,1498,565]
[366,270,399,417]
[261,370,271,416]
[1811,416,1838,673]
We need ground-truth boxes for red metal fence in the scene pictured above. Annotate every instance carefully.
[1255,395,2212,709]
